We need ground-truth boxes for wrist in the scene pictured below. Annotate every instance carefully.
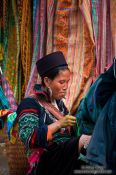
[48,121,61,135]
[56,121,61,130]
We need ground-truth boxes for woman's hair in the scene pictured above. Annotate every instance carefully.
[41,66,69,86]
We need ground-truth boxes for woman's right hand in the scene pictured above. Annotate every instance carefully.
[59,115,76,128]
[48,115,76,140]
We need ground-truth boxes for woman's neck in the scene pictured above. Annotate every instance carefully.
[41,85,55,103]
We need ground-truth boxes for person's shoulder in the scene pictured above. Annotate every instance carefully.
[17,96,41,114]
[19,96,39,106]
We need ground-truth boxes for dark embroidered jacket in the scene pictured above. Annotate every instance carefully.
[17,85,71,152]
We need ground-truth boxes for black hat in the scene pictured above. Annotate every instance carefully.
[36,51,68,76]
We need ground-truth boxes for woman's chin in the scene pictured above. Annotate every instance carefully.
[53,93,66,100]
[58,95,66,100]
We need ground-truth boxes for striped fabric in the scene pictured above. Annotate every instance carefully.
[20,0,32,96]
[1,0,116,114]
[25,0,41,97]
[25,0,115,114]
[66,0,95,113]
[2,0,21,102]
[91,0,113,78]
[110,0,116,57]
[25,0,58,98]
[0,0,3,61]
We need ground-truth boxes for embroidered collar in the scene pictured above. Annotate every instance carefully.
[33,84,63,111]
[33,84,50,102]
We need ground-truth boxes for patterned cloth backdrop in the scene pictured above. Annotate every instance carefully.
[0,0,3,62]
[91,0,113,78]
[25,0,115,114]
[111,0,116,57]
[25,0,94,113]
[20,0,32,97]
[1,0,21,102]
[71,0,113,114]
[25,0,57,97]
[0,0,32,103]
[0,0,116,113]
[25,0,45,97]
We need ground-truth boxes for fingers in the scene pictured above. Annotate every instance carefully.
[65,115,76,121]
[65,115,76,126]
[80,135,91,148]
[59,115,76,127]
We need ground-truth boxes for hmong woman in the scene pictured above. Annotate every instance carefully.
[16,51,91,175]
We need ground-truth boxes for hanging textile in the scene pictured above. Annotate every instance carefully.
[0,0,3,61]
[55,0,94,113]
[69,0,113,114]
[111,0,116,57]
[91,0,113,78]
[20,0,32,97]
[2,0,21,102]
[0,86,10,110]
[25,0,41,97]
[1,0,32,102]
[25,0,114,114]
[25,0,95,114]
[0,73,18,143]
[1,0,115,114]
[25,0,57,97]
[1,74,17,111]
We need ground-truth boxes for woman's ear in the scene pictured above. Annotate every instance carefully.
[44,77,51,88]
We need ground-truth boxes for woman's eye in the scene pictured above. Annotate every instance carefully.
[59,81,65,84]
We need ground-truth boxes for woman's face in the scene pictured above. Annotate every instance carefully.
[47,69,70,100]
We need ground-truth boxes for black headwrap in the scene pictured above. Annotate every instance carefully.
[36,51,68,77]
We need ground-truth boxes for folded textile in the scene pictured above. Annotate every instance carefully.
[0,86,10,109]
[7,112,18,144]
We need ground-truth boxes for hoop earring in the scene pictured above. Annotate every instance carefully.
[48,87,53,98]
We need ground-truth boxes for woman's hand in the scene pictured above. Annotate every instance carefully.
[78,134,91,152]
[47,115,76,141]
[59,115,76,128]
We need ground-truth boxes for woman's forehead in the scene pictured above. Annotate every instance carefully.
[54,69,70,79]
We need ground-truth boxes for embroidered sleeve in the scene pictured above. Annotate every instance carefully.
[17,98,48,149]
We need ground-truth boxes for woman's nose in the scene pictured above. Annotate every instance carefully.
[63,83,68,90]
